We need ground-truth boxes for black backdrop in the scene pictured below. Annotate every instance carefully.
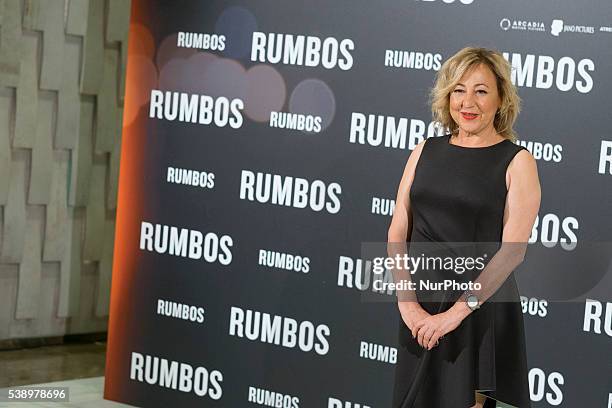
[105,1,612,407]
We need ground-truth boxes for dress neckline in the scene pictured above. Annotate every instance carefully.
[446,134,509,149]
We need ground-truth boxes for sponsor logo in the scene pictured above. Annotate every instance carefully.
[499,17,599,37]
[499,18,546,32]
[551,19,595,36]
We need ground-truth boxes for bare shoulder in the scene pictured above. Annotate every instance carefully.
[397,137,430,194]
[507,147,541,192]
[508,148,538,175]
[407,137,429,164]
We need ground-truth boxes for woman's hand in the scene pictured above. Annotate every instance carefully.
[398,303,431,333]
[412,308,465,350]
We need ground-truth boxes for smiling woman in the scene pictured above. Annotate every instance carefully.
[388,46,541,408]
[449,64,506,146]
[429,46,522,146]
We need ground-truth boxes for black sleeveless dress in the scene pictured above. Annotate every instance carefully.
[391,134,532,408]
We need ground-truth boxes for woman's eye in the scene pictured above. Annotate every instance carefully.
[453,89,487,94]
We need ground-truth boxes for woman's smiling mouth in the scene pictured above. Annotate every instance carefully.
[461,112,479,120]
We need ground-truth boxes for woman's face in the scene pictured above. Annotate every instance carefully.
[449,63,502,136]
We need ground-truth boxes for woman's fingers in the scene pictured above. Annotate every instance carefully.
[419,326,434,348]
[427,330,443,349]
[416,326,426,347]
[411,319,425,339]
[424,330,435,349]
[416,324,446,349]
[427,328,437,348]
[412,316,451,349]
[414,323,428,347]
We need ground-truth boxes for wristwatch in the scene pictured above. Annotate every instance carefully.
[464,290,480,311]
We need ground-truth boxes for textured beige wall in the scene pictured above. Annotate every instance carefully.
[0,0,130,341]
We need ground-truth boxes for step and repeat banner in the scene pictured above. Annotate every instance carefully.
[104,0,612,407]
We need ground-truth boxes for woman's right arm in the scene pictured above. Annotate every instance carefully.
[387,138,428,319]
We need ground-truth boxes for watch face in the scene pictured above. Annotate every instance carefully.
[467,295,478,307]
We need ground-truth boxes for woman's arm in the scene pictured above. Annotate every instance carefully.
[449,148,542,318]
[387,138,427,309]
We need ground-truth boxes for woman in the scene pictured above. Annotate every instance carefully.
[387,47,541,408]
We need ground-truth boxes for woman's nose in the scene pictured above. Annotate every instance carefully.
[462,90,476,107]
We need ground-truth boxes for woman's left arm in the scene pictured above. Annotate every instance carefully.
[452,148,542,312]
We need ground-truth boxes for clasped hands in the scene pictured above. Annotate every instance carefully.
[399,302,468,350]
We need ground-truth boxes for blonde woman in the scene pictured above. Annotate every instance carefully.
[388,47,541,408]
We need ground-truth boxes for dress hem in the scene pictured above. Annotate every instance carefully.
[476,390,519,408]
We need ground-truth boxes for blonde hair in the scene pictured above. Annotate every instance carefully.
[429,46,521,142]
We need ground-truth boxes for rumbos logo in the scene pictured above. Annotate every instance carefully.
[583,298,612,337]
[502,52,594,93]
[251,32,354,70]
[148,90,244,128]
[515,140,563,163]
[130,352,223,399]
[248,386,300,407]
[139,221,234,264]
[176,32,225,51]
[599,140,612,175]
[349,112,436,150]
[529,368,564,405]
[239,170,342,214]
[384,50,442,70]
[228,306,331,355]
